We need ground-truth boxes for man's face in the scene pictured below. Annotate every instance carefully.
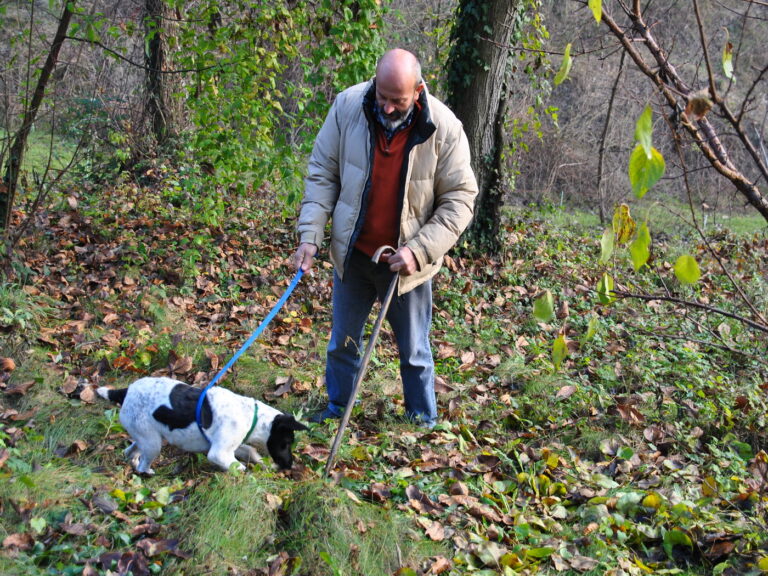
[375,77,423,128]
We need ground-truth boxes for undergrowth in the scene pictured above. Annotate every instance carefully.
[1,171,767,575]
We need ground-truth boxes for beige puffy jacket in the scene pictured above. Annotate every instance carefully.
[297,79,478,294]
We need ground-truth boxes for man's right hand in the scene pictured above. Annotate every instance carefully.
[294,243,318,272]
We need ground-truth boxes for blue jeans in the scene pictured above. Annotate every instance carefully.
[324,249,436,426]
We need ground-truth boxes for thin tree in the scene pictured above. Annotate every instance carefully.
[1,1,75,232]
[144,0,180,147]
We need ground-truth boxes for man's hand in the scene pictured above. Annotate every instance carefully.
[385,246,418,276]
[294,243,318,272]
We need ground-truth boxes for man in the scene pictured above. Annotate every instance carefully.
[294,48,478,428]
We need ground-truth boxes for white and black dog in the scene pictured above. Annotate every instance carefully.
[97,377,307,474]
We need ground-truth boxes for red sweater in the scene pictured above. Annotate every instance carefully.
[354,122,415,257]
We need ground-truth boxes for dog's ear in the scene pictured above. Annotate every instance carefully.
[274,414,308,433]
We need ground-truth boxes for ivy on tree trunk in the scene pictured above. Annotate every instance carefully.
[445,0,522,255]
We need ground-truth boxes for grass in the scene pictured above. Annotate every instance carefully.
[0,128,79,174]
[541,197,768,239]
[173,474,284,570]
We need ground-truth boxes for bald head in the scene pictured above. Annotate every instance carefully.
[376,49,422,91]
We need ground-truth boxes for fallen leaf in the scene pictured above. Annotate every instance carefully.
[362,482,391,503]
[137,538,189,558]
[265,493,283,510]
[429,556,452,574]
[416,517,445,541]
[556,385,577,399]
[406,484,442,515]
[425,520,445,541]
[55,440,88,457]
[9,408,38,421]
[92,494,119,514]
[271,375,294,397]
[130,522,162,538]
[79,386,97,403]
[568,554,600,571]
[168,350,194,374]
[61,521,96,536]
[3,380,35,396]
[449,481,469,496]
[60,376,79,395]
[0,358,15,372]
[204,349,220,371]
[3,532,34,550]
[616,402,645,424]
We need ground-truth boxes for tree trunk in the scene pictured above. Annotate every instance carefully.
[144,0,180,147]
[446,0,521,254]
[1,1,75,231]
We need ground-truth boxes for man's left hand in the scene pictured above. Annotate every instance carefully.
[385,246,418,276]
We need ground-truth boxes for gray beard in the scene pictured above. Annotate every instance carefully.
[381,105,414,132]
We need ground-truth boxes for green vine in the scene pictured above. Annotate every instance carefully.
[172,0,387,223]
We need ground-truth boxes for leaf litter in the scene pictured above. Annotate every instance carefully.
[1,179,767,574]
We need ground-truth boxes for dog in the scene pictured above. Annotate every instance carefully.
[96,377,307,474]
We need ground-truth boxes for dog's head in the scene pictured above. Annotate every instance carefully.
[266,414,309,470]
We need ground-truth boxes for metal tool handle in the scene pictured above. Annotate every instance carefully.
[324,247,398,477]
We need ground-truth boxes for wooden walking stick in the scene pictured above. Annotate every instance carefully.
[324,246,398,477]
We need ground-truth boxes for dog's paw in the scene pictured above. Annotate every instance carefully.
[226,462,246,474]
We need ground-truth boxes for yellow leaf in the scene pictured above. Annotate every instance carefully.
[588,0,602,23]
[701,476,718,497]
[554,43,572,86]
[612,203,636,245]
[546,452,560,469]
[642,492,662,509]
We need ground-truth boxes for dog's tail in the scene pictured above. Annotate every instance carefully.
[96,386,128,405]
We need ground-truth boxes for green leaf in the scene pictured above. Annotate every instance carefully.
[554,43,572,86]
[617,446,634,460]
[86,23,98,43]
[525,547,555,559]
[674,255,701,284]
[629,144,666,198]
[533,290,555,322]
[597,273,615,304]
[634,105,654,157]
[552,334,568,370]
[30,517,47,534]
[588,0,602,23]
[629,222,651,271]
[155,486,172,506]
[584,315,600,342]
[599,228,614,264]
[663,529,693,557]
[757,556,768,571]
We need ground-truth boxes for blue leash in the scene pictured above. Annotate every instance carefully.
[195,268,304,442]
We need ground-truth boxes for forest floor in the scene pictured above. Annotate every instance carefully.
[1,166,767,575]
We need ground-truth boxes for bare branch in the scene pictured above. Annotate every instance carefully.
[612,290,768,335]
[597,5,768,220]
